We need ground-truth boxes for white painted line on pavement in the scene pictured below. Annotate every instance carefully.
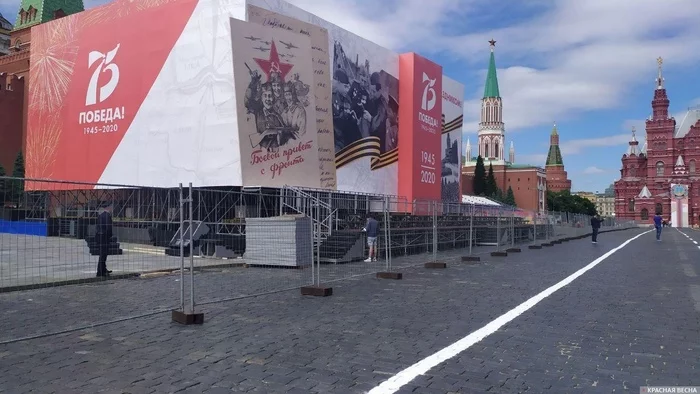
[366,229,652,394]
[676,228,695,242]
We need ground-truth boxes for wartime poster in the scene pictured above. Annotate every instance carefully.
[230,18,321,188]
[247,5,337,190]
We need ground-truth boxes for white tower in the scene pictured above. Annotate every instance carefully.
[477,39,506,164]
[509,141,515,163]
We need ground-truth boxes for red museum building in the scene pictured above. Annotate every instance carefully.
[614,58,700,227]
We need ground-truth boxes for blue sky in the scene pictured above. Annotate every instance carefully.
[2,0,699,193]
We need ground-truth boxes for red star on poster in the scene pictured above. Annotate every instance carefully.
[254,40,294,82]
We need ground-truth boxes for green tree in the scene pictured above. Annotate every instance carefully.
[546,190,597,216]
[504,186,516,206]
[485,163,500,198]
[473,155,486,195]
[10,151,25,204]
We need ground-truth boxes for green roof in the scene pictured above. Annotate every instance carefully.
[14,0,84,30]
[483,50,500,98]
[546,145,564,166]
[507,163,537,169]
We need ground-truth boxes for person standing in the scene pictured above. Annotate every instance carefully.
[362,214,380,262]
[590,214,602,243]
[653,212,663,241]
[96,203,114,277]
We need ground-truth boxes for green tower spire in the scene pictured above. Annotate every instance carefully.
[483,39,500,98]
[546,122,564,166]
[14,0,84,30]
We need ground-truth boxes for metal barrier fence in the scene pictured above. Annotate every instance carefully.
[0,176,637,340]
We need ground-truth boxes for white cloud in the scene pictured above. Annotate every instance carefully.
[289,0,700,133]
[621,98,700,137]
[514,133,631,167]
[582,166,605,175]
[517,153,547,166]
[560,134,630,155]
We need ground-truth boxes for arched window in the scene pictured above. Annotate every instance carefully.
[485,142,490,158]
[655,203,663,215]
[641,208,649,220]
[690,160,696,174]
[656,161,664,176]
[628,199,635,212]
[494,142,499,159]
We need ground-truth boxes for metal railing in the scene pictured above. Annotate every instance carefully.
[0,175,638,343]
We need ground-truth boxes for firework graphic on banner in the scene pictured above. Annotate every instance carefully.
[28,16,79,112]
[27,16,82,178]
[26,115,62,181]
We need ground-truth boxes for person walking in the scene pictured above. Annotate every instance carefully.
[653,212,663,241]
[96,203,114,277]
[362,214,379,262]
[590,214,602,243]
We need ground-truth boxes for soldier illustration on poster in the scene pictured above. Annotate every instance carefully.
[231,18,321,188]
[332,41,399,168]
[246,5,338,190]
[243,65,310,152]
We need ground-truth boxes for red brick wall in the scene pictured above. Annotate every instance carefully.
[461,165,543,212]
[545,165,571,192]
[0,73,24,173]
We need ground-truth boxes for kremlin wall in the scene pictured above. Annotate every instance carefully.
[0,0,576,213]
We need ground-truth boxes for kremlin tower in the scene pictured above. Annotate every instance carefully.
[544,123,571,192]
[464,39,511,165]
[462,40,547,212]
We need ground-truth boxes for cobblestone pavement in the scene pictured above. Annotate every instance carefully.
[0,232,510,342]
[2,227,691,394]
[0,223,586,290]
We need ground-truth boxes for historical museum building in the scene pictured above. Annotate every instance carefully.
[614,58,700,227]
[462,40,547,212]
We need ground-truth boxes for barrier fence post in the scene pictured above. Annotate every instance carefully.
[179,183,184,312]
[424,199,447,269]
[510,207,515,247]
[384,196,390,270]
[491,207,507,257]
[506,206,521,253]
[172,182,203,324]
[310,194,315,287]
[316,200,321,283]
[530,210,541,249]
[387,199,393,270]
[497,208,501,250]
[533,210,538,244]
[378,196,401,278]
[301,196,333,296]
[460,202,480,263]
[432,200,438,263]
[468,204,474,255]
[188,183,195,314]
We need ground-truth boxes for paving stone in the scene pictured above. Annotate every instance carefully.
[3,229,699,393]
